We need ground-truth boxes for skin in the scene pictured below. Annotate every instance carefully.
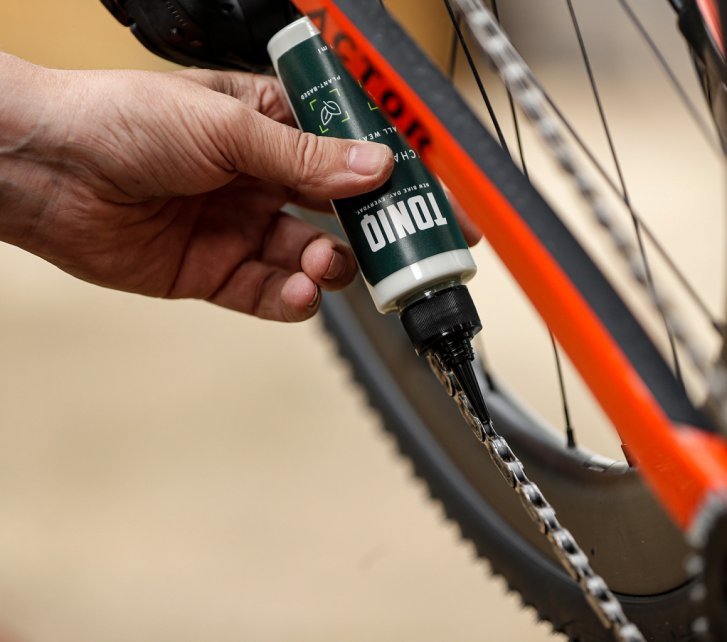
[0,53,481,322]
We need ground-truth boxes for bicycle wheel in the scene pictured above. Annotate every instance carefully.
[303,1,725,639]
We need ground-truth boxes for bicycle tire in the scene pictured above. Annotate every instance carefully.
[303,2,715,639]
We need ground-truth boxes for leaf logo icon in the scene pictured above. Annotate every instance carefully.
[320,100,342,126]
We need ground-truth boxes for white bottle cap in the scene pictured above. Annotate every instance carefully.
[267,17,320,74]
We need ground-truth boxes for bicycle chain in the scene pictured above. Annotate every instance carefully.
[426,353,645,642]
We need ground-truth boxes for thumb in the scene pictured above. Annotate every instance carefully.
[224,106,395,200]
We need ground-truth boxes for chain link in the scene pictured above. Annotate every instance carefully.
[427,353,645,641]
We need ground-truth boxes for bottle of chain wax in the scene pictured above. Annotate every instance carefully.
[268,17,477,314]
[268,18,488,419]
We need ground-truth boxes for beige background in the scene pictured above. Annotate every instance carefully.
[0,1,721,642]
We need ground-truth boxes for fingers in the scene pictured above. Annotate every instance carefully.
[220,107,395,201]
[208,230,354,322]
[209,263,321,322]
[176,69,395,201]
[280,272,321,320]
[174,207,356,322]
[253,213,356,290]
[174,69,295,125]
[299,237,357,291]
[216,235,353,322]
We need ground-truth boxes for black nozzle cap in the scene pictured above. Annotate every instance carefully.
[399,285,482,356]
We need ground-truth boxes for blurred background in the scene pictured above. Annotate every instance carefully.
[0,1,722,641]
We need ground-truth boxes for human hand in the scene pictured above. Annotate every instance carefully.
[0,55,398,322]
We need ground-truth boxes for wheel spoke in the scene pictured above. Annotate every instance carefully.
[448,12,460,78]
[492,1,579,447]
[490,0,527,172]
[617,0,720,153]
[550,334,577,448]
[567,0,685,386]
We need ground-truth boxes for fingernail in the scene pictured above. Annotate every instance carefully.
[348,143,391,176]
[324,250,344,281]
[307,286,321,309]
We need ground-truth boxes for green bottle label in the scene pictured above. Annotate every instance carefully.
[277,35,467,286]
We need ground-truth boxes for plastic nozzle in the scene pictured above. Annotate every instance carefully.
[400,286,491,422]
